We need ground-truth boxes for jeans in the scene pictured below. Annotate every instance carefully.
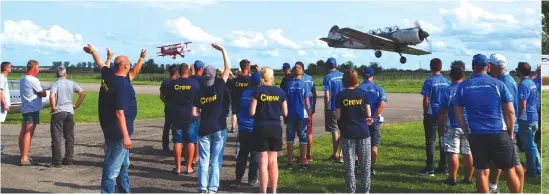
[235,131,258,183]
[518,120,541,176]
[198,129,227,192]
[163,110,172,150]
[50,112,75,164]
[423,114,446,170]
[101,138,131,193]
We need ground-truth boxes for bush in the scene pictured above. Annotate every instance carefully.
[543,76,549,85]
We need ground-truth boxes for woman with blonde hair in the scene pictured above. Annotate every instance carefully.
[249,67,288,194]
[335,69,373,193]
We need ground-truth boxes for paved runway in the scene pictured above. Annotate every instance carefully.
[1,84,423,192]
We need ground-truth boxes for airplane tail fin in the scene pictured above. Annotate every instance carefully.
[328,25,339,39]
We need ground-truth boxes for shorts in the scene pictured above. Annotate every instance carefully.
[442,127,471,155]
[324,110,338,132]
[369,122,381,147]
[253,125,283,152]
[307,113,313,135]
[286,118,308,144]
[468,132,519,170]
[172,121,198,144]
[22,111,40,124]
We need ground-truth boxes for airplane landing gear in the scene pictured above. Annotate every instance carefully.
[375,50,382,58]
[400,56,407,64]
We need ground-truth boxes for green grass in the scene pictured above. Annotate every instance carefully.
[542,92,549,193]
[278,121,541,193]
[3,91,164,124]
[9,72,424,93]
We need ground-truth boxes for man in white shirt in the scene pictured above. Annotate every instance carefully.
[19,60,47,166]
[0,61,11,153]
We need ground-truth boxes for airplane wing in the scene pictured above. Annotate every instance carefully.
[400,46,431,55]
[338,28,395,50]
[157,43,182,48]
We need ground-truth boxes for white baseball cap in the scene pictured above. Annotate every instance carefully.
[489,53,506,67]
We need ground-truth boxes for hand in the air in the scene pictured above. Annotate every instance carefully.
[140,49,147,59]
[107,48,114,58]
[211,43,225,52]
[83,44,95,54]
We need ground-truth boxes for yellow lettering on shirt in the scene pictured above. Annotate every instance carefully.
[260,94,280,102]
[235,82,249,87]
[174,84,191,91]
[343,99,362,106]
[200,95,217,104]
[101,79,109,92]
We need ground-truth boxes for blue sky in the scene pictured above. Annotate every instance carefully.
[0,0,541,70]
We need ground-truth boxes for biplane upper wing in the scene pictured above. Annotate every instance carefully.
[400,46,431,55]
[157,43,182,48]
[337,28,395,50]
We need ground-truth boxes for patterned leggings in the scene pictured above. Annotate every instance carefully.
[341,137,371,193]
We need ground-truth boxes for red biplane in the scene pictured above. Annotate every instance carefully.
[157,42,192,59]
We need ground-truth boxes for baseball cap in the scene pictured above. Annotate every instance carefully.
[250,72,261,87]
[202,65,216,86]
[489,53,506,67]
[472,54,488,67]
[194,60,205,69]
[282,63,291,70]
[326,57,337,67]
[363,67,374,77]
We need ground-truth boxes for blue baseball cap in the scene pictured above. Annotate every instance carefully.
[282,63,291,70]
[326,57,337,67]
[363,67,374,77]
[194,60,205,69]
[251,72,261,87]
[472,54,488,66]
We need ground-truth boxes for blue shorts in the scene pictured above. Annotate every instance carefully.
[22,111,40,124]
[286,118,308,144]
[172,120,198,144]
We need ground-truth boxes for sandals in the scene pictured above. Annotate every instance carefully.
[20,158,37,166]
[171,168,181,175]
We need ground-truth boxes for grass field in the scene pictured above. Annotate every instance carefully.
[8,72,431,93]
[278,121,541,193]
[542,92,548,193]
[2,91,164,124]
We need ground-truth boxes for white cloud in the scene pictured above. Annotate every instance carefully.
[525,54,532,60]
[403,19,443,34]
[146,0,215,10]
[0,20,83,52]
[524,8,535,15]
[440,0,518,34]
[266,29,299,49]
[298,50,306,56]
[166,17,223,42]
[265,50,280,57]
[228,31,268,48]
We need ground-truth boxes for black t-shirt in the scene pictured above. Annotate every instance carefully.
[100,73,138,140]
[252,85,286,127]
[228,75,251,113]
[335,88,370,139]
[160,79,174,110]
[280,74,293,93]
[194,78,228,136]
[166,77,200,124]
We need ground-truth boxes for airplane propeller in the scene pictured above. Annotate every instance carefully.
[415,20,432,52]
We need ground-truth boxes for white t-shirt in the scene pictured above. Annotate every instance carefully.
[0,74,9,122]
[20,75,43,114]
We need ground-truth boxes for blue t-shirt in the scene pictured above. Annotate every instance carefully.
[420,74,450,116]
[453,73,512,134]
[193,78,228,136]
[286,78,310,119]
[239,88,254,132]
[100,74,137,140]
[252,85,286,127]
[533,76,541,109]
[323,70,344,111]
[358,80,387,123]
[518,77,538,122]
[498,72,519,132]
[190,75,203,87]
[440,82,468,128]
[335,88,370,139]
[228,74,251,113]
[301,73,316,113]
[166,77,200,124]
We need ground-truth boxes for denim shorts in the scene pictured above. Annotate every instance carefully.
[22,111,40,124]
[172,120,198,144]
[286,117,308,144]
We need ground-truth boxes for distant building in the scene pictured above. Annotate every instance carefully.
[542,55,549,76]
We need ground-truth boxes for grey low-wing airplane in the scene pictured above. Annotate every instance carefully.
[319,21,432,64]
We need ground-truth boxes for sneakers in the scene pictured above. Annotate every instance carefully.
[371,169,377,176]
[229,128,235,133]
[248,180,259,187]
[62,159,73,165]
[489,183,499,194]
[434,168,448,175]
[45,162,62,168]
[442,178,456,186]
[299,164,312,170]
[417,168,435,176]
[460,179,473,185]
